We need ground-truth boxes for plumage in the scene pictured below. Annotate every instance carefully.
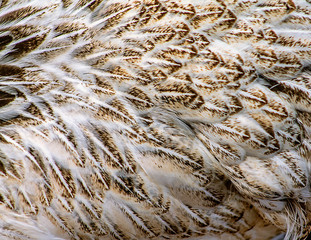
[0,0,310,239]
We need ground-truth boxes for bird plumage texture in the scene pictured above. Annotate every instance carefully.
[0,0,310,239]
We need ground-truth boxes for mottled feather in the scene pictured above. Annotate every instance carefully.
[0,0,310,239]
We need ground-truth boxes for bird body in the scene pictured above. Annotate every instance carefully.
[0,0,310,239]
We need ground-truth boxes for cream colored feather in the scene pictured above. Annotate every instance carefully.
[0,0,310,239]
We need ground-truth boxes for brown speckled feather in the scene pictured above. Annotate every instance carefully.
[0,0,310,239]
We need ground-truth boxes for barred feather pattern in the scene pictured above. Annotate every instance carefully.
[0,0,310,239]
